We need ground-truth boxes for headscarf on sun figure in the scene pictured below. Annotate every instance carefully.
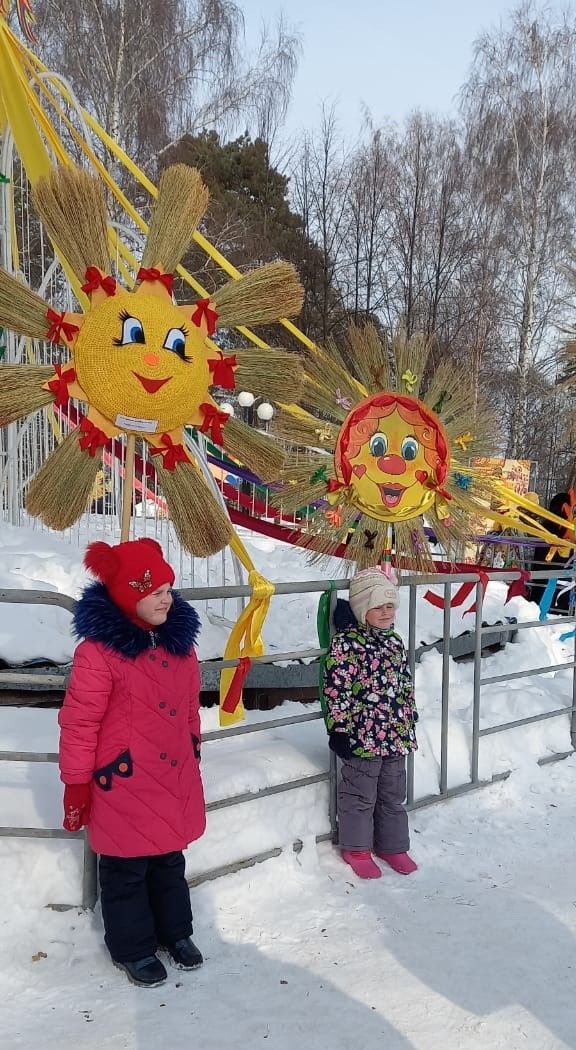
[0,164,304,555]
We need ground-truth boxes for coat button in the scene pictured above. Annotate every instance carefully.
[160,752,167,759]
[159,702,167,709]
[149,654,156,661]
[170,708,177,716]
[162,660,169,668]
[171,759,177,767]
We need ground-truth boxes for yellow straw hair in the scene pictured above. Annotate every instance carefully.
[0,270,58,342]
[0,365,55,425]
[272,408,340,449]
[32,165,110,283]
[222,416,286,481]
[231,348,304,404]
[154,455,232,556]
[26,429,103,528]
[140,165,209,276]
[213,262,304,327]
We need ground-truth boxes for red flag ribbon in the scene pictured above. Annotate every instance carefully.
[47,363,76,408]
[81,266,117,296]
[208,351,237,389]
[199,403,230,445]
[78,417,109,457]
[137,267,174,294]
[505,569,530,604]
[191,298,218,336]
[221,657,252,714]
[46,308,80,344]
[149,433,189,472]
[424,571,489,616]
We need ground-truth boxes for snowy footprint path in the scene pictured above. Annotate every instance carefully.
[3,757,576,1049]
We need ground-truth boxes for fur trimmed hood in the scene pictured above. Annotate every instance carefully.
[73,582,200,658]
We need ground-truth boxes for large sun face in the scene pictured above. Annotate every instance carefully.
[334,393,450,523]
[73,290,212,433]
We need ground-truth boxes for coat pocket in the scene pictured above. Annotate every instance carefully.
[93,749,133,792]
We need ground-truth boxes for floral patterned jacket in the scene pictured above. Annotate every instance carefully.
[322,623,418,759]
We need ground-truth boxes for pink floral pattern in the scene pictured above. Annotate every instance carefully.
[323,625,418,758]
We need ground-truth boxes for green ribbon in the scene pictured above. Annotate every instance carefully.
[433,390,452,414]
[0,173,10,185]
[311,465,328,484]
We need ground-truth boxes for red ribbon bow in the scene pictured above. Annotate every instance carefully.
[46,308,80,344]
[191,298,218,336]
[47,364,77,408]
[199,403,230,446]
[78,417,109,457]
[327,479,346,494]
[221,657,252,714]
[81,266,117,297]
[137,267,174,294]
[208,351,237,390]
[149,433,189,472]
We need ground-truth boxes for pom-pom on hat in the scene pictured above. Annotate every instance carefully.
[349,565,399,625]
[84,538,175,617]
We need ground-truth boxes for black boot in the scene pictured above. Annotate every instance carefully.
[114,954,167,987]
[162,937,203,970]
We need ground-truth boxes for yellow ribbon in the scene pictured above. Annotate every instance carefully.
[401,369,418,393]
[492,482,576,544]
[219,533,276,726]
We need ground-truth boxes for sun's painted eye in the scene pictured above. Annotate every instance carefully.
[369,432,388,458]
[163,327,188,360]
[114,312,145,346]
[401,436,419,461]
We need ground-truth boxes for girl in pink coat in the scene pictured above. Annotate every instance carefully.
[59,538,206,987]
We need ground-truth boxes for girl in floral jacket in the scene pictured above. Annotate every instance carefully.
[323,566,418,880]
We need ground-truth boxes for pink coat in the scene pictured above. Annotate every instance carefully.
[59,586,205,857]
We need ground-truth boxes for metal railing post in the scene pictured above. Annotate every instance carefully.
[81,836,98,910]
[572,624,576,751]
[440,582,451,795]
[471,577,483,785]
[327,584,339,844]
[406,582,417,806]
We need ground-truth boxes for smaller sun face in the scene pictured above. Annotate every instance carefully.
[72,290,212,432]
[334,393,450,522]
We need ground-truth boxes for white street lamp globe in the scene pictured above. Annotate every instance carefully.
[256,402,274,422]
[220,402,235,416]
[238,391,255,408]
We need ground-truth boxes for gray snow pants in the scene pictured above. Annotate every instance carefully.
[337,754,409,853]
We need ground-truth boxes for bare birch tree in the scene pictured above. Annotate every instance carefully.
[34,0,300,172]
[461,1,576,456]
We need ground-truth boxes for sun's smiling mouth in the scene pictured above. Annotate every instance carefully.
[132,372,172,393]
[379,483,406,507]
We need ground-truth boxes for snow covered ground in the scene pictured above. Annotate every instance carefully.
[2,522,576,1047]
[3,756,576,1050]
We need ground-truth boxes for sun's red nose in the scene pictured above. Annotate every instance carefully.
[377,454,406,475]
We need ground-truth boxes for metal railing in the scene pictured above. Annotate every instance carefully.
[0,568,575,908]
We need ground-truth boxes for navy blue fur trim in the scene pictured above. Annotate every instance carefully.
[73,582,200,658]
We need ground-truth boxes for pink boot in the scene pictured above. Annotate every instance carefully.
[375,851,418,875]
[341,850,382,879]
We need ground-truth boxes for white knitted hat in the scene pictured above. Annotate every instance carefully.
[349,565,399,624]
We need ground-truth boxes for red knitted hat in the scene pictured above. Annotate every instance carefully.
[84,538,175,616]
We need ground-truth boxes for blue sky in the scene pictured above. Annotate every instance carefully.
[241,0,521,136]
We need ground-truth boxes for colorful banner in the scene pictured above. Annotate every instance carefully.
[473,458,532,496]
